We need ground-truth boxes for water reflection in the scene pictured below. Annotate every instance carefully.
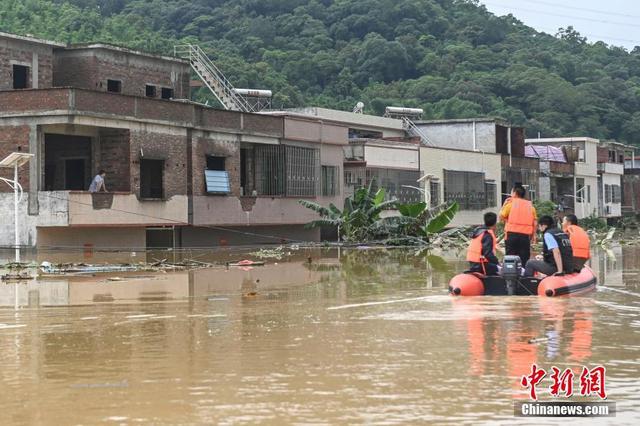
[0,246,639,424]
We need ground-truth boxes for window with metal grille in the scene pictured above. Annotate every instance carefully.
[485,181,497,208]
[444,170,486,210]
[255,145,286,196]
[322,165,339,196]
[429,180,440,207]
[365,168,421,204]
[253,145,319,197]
[286,145,319,197]
[613,185,622,203]
[605,184,612,203]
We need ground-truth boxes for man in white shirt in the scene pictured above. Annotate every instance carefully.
[88,170,107,192]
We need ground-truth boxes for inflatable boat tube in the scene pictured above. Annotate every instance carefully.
[449,267,596,297]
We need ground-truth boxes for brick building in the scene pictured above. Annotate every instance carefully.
[0,32,345,250]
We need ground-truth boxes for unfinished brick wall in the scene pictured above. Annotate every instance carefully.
[53,49,190,99]
[0,125,31,192]
[129,131,188,199]
[0,38,54,90]
[98,129,131,192]
[192,136,241,196]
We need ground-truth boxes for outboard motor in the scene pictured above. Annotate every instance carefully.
[501,255,522,296]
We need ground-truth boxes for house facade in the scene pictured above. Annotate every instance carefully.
[526,137,599,219]
[0,32,345,250]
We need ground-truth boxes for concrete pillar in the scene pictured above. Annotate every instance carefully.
[28,125,39,215]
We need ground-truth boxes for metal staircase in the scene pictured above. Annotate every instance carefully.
[402,116,434,146]
[174,44,254,112]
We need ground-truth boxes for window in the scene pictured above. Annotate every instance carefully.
[613,185,622,203]
[145,84,157,97]
[107,79,122,93]
[609,150,616,162]
[578,149,585,162]
[12,64,29,89]
[206,156,225,171]
[161,87,174,99]
[205,170,230,194]
[140,159,164,199]
[619,153,624,164]
[444,170,486,210]
[485,181,497,208]
[576,178,585,203]
[285,146,319,197]
[605,184,612,203]
[429,180,440,207]
[322,166,339,196]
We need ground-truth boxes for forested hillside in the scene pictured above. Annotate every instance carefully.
[2,0,640,143]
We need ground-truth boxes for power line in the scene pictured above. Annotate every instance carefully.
[519,0,640,21]
[483,1,640,29]
[36,192,306,245]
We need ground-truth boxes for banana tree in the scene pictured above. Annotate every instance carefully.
[299,180,396,241]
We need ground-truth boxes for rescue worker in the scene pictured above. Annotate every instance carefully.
[500,185,537,265]
[467,212,500,275]
[523,215,574,277]
[562,214,590,271]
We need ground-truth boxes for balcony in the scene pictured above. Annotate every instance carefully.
[191,195,341,227]
[40,191,188,227]
[549,161,574,176]
[597,162,624,175]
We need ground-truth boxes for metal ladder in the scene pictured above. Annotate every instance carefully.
[174,44,253,112]
[402,116,434,146]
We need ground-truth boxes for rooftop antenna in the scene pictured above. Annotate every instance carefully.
[352,101,364,114]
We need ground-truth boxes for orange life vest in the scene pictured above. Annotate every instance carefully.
[565,224,590,259]
[505,198,535,236]
[466,229,497,263]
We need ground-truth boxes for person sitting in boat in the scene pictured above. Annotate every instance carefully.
[523,215,574,277]
[467,212,500,275]
[562,214,590,271]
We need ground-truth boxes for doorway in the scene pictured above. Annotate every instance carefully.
[65,159,86,190]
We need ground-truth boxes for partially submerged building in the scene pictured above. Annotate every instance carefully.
[414,118,538,203]
[595,141,633,219]
[526,137,599,219]
[0,32,345,249]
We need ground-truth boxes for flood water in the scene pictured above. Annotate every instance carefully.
[1,245,639,424]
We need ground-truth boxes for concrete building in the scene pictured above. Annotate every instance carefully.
[526,137,599,219]
[596,141,634,219]
[420,146,501,227]
[0,32,345,250]
[342,138,422,203]
[414,118,538,202]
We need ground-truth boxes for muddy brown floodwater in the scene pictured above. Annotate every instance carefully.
[1,245,639,425]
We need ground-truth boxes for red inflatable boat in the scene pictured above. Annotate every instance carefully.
[449,266,597,297]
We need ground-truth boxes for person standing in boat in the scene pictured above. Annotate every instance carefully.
[562,214,590,271]
[500,185,537,264]
[523,215,574,277]
[467,212,500,275]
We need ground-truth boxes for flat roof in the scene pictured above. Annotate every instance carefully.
[60,43,188,65]
[0,31,65,47]
[414,117,514,127]
[526,137,600,144]
[271,107,404,130]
